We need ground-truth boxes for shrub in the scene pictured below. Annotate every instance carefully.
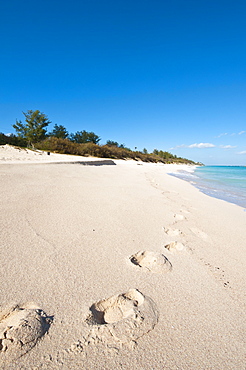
[35,137,197,164]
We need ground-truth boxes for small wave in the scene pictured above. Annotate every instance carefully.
[168,171,199,181]
[182,166,246,207]
[168,166,246,208]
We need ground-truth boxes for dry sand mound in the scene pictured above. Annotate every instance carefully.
[0,303,52,364]
[130,250,172,273]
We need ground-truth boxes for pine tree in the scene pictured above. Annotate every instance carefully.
[13,110,51,144]
[49,124,69,139]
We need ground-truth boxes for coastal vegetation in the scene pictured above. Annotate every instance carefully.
[13,110,51,144]
[1,110,199,164]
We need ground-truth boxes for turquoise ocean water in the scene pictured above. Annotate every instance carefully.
[169,166,246,209]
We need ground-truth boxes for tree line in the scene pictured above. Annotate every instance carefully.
[10,110,131,148]
[12,110,101,145]
[0,109,199,164]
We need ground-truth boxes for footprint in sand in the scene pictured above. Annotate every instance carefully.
[164,241,189,254]
[130,250,172,273]
[163,227,183,236]
[190,227,208,240]
[173,213,186,222]
[75,289,159,349]
[180,207,190,214]
[0,303,52,364]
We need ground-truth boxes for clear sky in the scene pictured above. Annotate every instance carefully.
[1,0,245,165]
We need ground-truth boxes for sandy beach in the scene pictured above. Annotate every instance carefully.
[0,145,246,369]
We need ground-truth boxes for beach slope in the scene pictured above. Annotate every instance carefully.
[0,148,246,369]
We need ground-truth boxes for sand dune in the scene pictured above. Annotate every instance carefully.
[1,146,246,369]
[0,144,114,165]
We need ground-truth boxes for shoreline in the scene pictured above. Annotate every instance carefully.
[1,150,246,369]
[168,164,246,210]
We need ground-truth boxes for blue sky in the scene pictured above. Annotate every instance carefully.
[0,0,245,165]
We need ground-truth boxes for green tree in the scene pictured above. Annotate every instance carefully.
[106,140,119,147]
[0,133,27,147]
[13,110,51,144]
[158,150,174,160]
[142,148,148,154]
[49,124,69,139]
[70,130,100,144]
[118,143,132,151]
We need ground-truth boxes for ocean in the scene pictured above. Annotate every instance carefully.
[169,165,246,209]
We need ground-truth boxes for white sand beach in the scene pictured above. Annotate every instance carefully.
[0,145,246,369]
